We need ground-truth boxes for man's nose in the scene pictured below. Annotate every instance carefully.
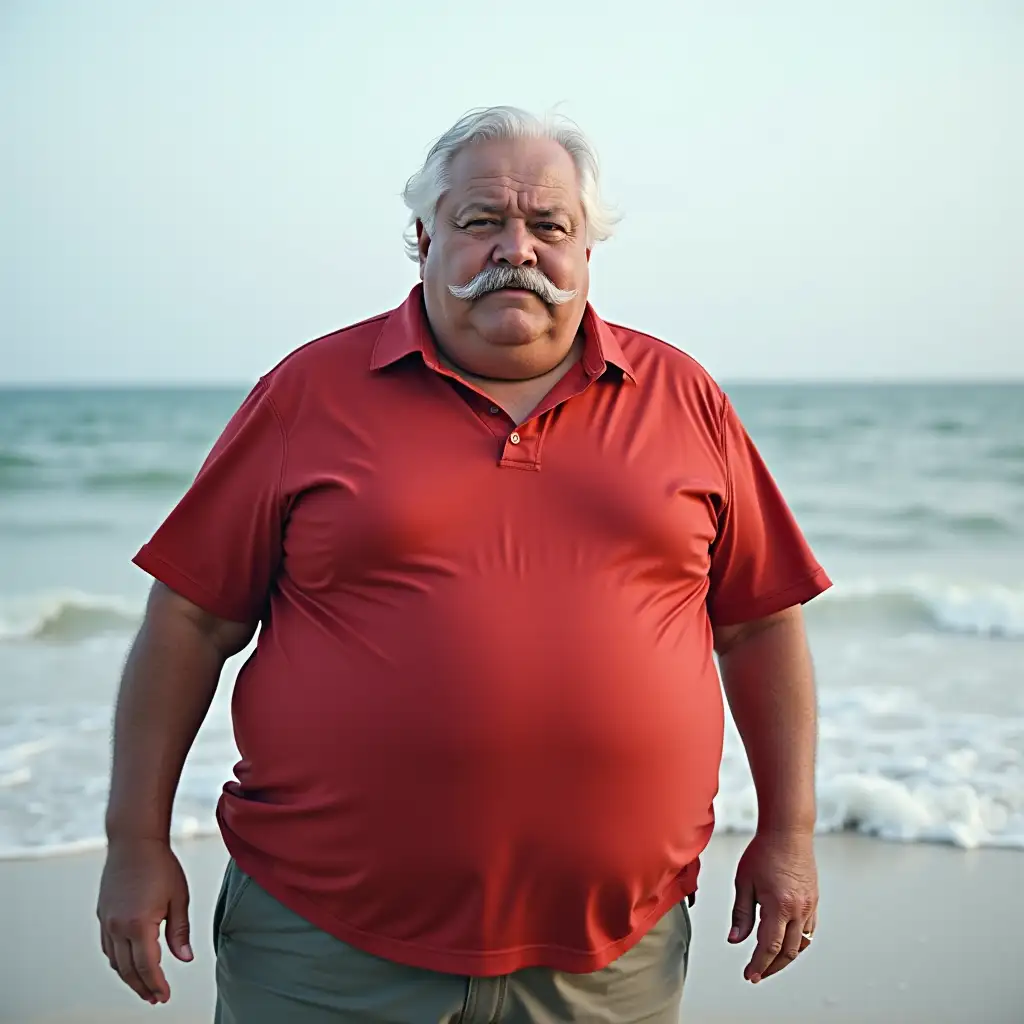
[491,220,537,267]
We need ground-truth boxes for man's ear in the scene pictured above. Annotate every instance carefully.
[416,220,430,279]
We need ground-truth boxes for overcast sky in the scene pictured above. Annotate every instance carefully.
[2,1,1020,384]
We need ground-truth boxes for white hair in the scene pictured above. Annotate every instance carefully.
[402,105,619,261]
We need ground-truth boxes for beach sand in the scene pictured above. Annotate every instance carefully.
[2,833,1021,1023]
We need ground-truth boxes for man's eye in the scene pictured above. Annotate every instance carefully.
[464,218,498,228]
[537,223,566,234]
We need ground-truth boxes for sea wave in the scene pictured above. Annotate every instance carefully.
[0,592,141,643]
[81,468,194,492]
[715,774,1024,849]
[808,580,1024,640]
[0,450,40,469]
[884,505,1014,537]
[0,518,115,537]
[989,442,1024,462]
[926,417,970,435]
[0,467,195,495]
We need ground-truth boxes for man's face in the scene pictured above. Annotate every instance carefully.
[418,136,591,380]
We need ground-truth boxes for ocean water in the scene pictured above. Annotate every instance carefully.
[0,383,1022,859]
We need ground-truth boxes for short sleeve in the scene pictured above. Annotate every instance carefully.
[707,396,832,627]
[132,379,286,623]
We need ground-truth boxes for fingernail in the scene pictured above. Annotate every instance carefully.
[751,974,761,985]
[181,943,193,960]
[728,927,739,942]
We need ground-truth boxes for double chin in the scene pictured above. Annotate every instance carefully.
[472,307,553,348]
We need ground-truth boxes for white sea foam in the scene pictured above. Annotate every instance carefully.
[0,693,237,860]
[716,687,1024,849]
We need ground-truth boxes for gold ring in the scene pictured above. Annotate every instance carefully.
[801,932,814,941]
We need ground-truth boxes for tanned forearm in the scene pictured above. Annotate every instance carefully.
[104,583,255,842]
[715,606,818,834]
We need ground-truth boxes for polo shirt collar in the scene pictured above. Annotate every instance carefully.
[370,284,636,384]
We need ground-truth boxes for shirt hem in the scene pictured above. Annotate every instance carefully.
[217,813,700,977]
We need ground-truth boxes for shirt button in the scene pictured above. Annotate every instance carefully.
[489,405,500,415]
[509,432,521,445]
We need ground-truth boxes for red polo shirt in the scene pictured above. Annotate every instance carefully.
[133,285,830,976]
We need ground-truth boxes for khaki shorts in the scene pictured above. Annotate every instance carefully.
[213,859,690,1023]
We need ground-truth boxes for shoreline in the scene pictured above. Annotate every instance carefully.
[2,833,1022,1022]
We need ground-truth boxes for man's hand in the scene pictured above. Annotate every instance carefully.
[97,838,193,1004]
[728,830,818,984]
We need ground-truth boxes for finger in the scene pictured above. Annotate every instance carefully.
[99,929,115,966]
[167,887,194,962]
[112,935,157,1004]
[745,902,786,983]
[100,926,117,970]
[729,877,756,943]
[760,916,805,980]
[129,926,170,1004]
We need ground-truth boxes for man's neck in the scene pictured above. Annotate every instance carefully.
[435,333,584,387]
[436,335,585,426]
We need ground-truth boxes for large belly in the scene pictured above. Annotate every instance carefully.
[228,572,723,933]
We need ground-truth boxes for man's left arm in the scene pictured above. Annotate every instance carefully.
[714,604,819,985]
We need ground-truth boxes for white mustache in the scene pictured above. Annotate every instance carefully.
[447,265,578,305]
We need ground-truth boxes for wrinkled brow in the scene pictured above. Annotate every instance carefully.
[455,201,576,222]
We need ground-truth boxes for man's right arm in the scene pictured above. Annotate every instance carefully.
[104,581,255,842]
[97,581,256,1006]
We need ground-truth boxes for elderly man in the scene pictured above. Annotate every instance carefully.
[97,105,830,1023]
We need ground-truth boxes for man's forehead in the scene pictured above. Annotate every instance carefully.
[453,181,575,214]
[445,138,581,206]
